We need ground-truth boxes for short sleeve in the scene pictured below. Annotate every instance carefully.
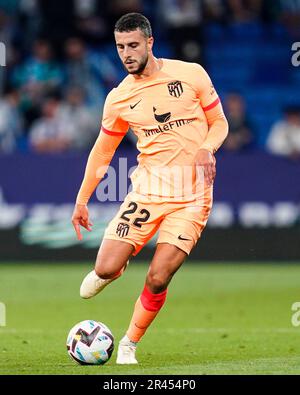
[190,63,221,112]
[101,89,129,136]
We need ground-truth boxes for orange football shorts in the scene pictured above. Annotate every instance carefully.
[103,189,213,256]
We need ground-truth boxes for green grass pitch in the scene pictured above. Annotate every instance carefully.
[1,261,300,375]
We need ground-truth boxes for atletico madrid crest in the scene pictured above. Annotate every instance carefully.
[167,81,183,98]
[116,222,130,238]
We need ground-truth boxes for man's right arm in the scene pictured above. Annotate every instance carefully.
[77,88,130,205]
[76,131,124,205]
[72,131,124,240]
[72,88,129,240]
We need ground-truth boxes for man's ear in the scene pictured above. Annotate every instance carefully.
[147,36,154,52]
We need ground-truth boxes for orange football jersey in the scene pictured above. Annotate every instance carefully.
[101,59,221,202]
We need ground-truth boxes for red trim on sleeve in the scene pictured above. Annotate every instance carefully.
[101,125,126,136]
[203,97,220,112]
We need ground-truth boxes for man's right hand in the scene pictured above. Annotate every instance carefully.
[71,204,93,240]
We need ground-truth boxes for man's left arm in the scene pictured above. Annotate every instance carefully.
[196,103,228,185]
[200,101,229,155]
[193,65,229,184]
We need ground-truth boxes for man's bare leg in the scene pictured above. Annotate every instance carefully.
[80,239,134,298]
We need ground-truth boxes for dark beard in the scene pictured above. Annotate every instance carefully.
[126,55,148,75]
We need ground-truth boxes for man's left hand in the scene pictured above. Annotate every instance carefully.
[195,149,216,186]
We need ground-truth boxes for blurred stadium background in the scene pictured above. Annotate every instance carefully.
[0,0,299,262]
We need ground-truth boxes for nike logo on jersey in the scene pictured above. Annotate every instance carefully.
[178,235,192,241]
[130,99,142,109]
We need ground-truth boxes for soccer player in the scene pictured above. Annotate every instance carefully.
[72,13,228,364]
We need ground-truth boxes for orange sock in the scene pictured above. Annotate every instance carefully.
[126,285,168,343]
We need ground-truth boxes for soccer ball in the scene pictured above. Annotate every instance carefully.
[66,320,114,365]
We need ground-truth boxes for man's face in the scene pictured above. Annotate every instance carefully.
[115,29,153,75]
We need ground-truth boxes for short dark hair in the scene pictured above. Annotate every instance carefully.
[114,13,152,38]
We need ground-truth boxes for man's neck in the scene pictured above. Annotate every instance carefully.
[133,57,161,80]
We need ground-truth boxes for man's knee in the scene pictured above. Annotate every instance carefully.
[146,271,170,294]
[95,259,129,279]
[95,267,118,279]
[95,239,132,279]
